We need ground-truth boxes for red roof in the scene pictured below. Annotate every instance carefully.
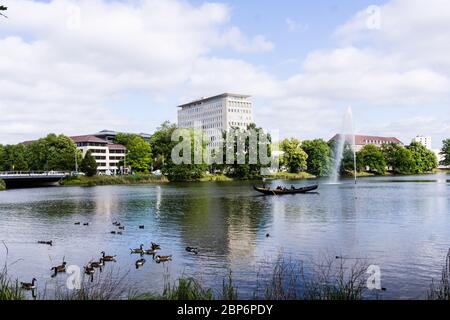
[108,144,126,150]
[330,134,403,145]
[70,135,108,144]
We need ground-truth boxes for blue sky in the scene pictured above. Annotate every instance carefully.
[0,0,449,149]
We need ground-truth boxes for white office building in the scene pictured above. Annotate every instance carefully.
[177,93,254,149]
[412,135,432,150]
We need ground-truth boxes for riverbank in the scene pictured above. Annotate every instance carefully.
[60,174,169,187]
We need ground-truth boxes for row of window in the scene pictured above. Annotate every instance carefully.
[228,108,251,114]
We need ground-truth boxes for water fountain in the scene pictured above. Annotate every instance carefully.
[329,107,357,184]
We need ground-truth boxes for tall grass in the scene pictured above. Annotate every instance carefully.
[0,267,25,300]
[0,179,5,191]
[428,249,450,300]
[61,174,168,187]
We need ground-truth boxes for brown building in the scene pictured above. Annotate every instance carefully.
[329,134,403,152]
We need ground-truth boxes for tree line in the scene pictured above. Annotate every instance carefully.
[1,126,449,181]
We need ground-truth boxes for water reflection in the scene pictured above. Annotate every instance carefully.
[0,174,449,299]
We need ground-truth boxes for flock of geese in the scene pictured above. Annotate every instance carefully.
[20,220,200,293]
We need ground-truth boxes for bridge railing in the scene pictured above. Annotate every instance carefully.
[0,171,68,177]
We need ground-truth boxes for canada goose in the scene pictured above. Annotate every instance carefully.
[186,247,199,255]
[101,251,116,262]
[21,278,37,290]
[117,231,123,235]
[135,258,146,268]
[144,249,157,256]
[83,223,89,226]
[89,258,104,269]
[38,240,53,246]
[74,222,81,225]
[20,278,37,290]
[155,255,172,263]
[85,265,95,275]
[130,244,145,254]
[118,226,125,230]
[151,242,161,251]
[110,231,117,234]
[51,262,67,277]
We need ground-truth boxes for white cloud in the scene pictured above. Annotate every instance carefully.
[285,18,309,33]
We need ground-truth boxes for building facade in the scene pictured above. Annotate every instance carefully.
[177,93,254,149]
[71,135,127,175]
[330,134,403,152]
[412,135,432,150]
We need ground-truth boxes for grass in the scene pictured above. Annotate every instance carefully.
[428,249,450,300]
[200,174,234,182]
[61,174,168,187]
[266,172,316,180]
[0,267,25,300]
[0,179,5,191]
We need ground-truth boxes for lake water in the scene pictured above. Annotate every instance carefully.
[0,173,449,299]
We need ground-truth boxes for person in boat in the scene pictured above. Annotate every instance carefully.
[291,185,295,190]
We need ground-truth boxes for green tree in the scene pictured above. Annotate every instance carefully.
[280,138,308,173]
[149,121,178,170]
[302,139,332,177]
[357,145,386,175]
[162,128,208,181]
[0,144,28,171]
[115,133,153,173]
[80,150,98,177]
[381,143,415,174]
[24,134,80,171]
[440,139,450,166]
[406,142,438,173]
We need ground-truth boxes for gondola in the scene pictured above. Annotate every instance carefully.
[253,185,318,195]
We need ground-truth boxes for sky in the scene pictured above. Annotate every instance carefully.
[0,0,449,149]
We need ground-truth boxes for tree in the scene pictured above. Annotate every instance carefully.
[381,143,415,174]
[80,150,98,177]
[115,133,153,173]
[0,144,28,171]
[280,138,308,173]
[149,121,178,170]
[302,139,332,177]
[441,139,450,166]
[357,145,386,175]
[406,142,438,173]
[25,134,80,171]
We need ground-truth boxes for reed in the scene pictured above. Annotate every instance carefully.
[428,249,450,300]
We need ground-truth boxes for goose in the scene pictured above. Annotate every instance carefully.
[110,231,117,234]
[144,249,157,256]
[130,244,145,254]
[83,223,89,226]
[186,247,199,255]
[151,242,161,251]
[118,226,125,230]
[84,265,95,275]
[101,251,116,262]
[89,258,104,269]
[155,255,172,263]
[135,258,146,268]
[20,278,37,290]
[74,222,81,225]
[51,261,67,277]
[117,231,123,235]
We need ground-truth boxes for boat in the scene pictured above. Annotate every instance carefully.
[253,185,318,195]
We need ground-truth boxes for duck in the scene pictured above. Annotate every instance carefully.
[139,225,145,229]
[20,278,37,290]
[130,244,145,254]
[89,258,104,269]
[51,262,67,277]
[151,242,161,251]
[186,247,199,255]
[38,240,53,246]
[113,221,120,226]
[110,231,117,234]
[135,258,146,268]
[74,222,81,225]
[83,223,89,226]
[117,231,123,235]
[101,251,116,262]
[155,255,172,263]
[118,226,125,230]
